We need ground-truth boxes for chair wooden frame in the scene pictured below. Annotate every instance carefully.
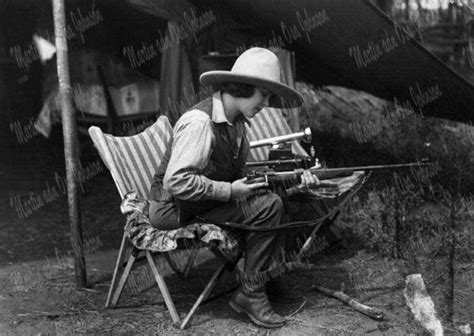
[88,116,239,329]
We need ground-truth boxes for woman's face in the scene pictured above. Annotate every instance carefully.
[240,87,273,119]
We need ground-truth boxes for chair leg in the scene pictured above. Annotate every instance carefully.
[294,197,338,262]
[183,248,199,279]
[180,262,227,330]
[146,251,181,326]
[110,248,139,307]
[106,234,128,307]
[296,219,326,262]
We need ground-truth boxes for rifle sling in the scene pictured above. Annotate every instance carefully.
[195,214,334,232]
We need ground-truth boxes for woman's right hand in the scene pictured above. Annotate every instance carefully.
[230,177,268,200]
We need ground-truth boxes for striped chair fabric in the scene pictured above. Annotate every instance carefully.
[246,108,308,162]
[89,116,237,253]
[88,116,173,199]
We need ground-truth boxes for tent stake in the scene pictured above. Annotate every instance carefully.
[52,0,87,288]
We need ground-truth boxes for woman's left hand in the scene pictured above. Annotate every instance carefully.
[300,169,320,189]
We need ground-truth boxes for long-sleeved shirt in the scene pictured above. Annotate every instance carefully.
[162,91,248,202]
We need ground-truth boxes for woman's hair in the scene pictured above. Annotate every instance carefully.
[217,82,256,98]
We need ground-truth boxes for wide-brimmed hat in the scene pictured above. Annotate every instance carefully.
[199,48,304,108]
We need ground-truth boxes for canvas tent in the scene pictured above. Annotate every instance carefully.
[128,0,474,124]
[188,0,473,124]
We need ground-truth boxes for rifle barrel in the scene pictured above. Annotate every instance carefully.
[246,158,309,167]
[309,161,431,174]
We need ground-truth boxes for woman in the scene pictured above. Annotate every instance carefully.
[149,47,316,328]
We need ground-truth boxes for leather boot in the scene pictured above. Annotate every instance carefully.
[266,276,304,305]
[229,282,286,328]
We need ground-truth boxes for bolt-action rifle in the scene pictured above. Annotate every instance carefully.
[246,159,432,185]
[247,128,431,189]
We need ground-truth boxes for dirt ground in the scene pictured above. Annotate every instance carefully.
[0,246,426,336]
[1,231,471,335]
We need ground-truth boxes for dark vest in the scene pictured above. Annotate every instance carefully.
[175,97,251,221]
[189,97,250,183]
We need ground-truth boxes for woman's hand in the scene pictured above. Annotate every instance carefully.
[300,169,320,189]
[230,177,268,200]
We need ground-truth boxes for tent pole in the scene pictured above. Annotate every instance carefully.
[52,0,87,288]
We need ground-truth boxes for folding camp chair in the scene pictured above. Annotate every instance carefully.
[246,108,367,261]
[88,116,240,329]
[89,110,364,329]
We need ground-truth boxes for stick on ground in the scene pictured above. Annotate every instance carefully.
[314,285,386,321]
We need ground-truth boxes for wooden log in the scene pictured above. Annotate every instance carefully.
[313,285,386,321]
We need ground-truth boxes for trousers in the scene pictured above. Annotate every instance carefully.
[176,189,285,279]
[149,200,180,230]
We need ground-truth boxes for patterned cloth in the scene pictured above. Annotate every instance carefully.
[287,171,366,199]
[120,192,240,259]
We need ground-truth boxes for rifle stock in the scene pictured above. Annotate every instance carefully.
[313,169,354,180]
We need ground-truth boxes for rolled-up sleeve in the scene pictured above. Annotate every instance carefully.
[163,111,232,202]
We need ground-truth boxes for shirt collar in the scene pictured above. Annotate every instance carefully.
[211,91,232,125]
[211,91,251,126]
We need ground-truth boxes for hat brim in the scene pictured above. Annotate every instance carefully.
[200,71,304,109]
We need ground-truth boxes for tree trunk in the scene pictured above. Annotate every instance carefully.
[52,0,87,288]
